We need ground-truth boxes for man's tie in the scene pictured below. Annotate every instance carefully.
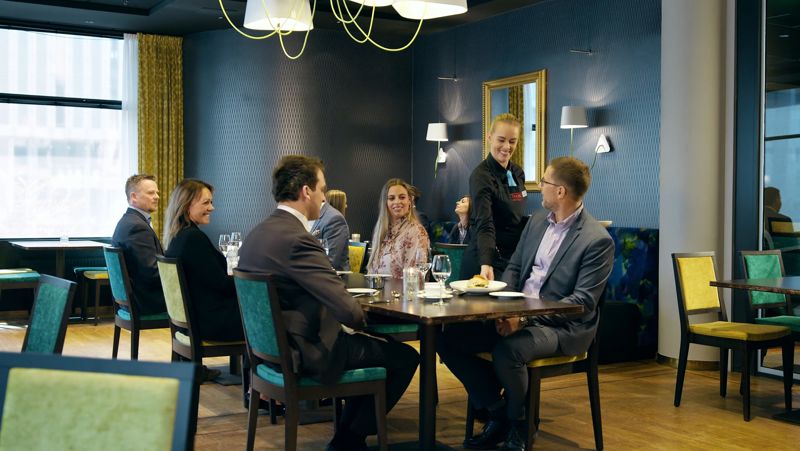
[506,170,517,188]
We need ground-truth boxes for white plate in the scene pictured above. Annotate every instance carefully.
[489,291,526,299]
[365,273,392,278]
[336,270,353,275]
[420,292,454,300]
[450,280,507,293]
[347,288,379,295]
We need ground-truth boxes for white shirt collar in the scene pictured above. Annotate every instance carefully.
[277,205,311,232]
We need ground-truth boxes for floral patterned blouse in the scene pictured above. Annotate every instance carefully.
[368,218,430,279]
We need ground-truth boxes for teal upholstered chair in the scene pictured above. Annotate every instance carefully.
[0,268,40,304]
[103,247,169,360]
[740,250,800,336]
[156,256,244,377]
[233,269,388,451]
[73,266,109,325]
[0,351,199,451]
[22,274,76,354]
[432,242,466,284]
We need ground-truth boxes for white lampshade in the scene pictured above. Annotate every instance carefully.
[393,0,468,20]
[348,0,395,6]
[560,106,588,129]
[244,0,314,32]
[426,122,448,142]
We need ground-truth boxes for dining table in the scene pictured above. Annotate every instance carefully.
[710,276,800,425]
[9,240,108,278]
[345,274,584,450]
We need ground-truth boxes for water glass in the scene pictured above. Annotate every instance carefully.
[415,247,432,281]
[431,254,452,305]
[319,238,330,257]
[218,234,231,254]
[229,232,242,251]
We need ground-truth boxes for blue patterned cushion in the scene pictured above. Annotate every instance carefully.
[116,309,169,322]
[255,364,385,387]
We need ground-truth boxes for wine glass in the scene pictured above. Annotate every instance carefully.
[218,234,231,254]
[318,238,330,257]
[431,254,452,305]
[229,232,242,251]
[415,247,432,282]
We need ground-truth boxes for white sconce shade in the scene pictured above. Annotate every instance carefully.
[244,0,314,32]
[426,122,448,142]
[560,106,588,129]
[348,0,395,6]
[393,0,468,20]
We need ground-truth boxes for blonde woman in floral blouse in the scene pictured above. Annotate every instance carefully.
[367,178,430,278]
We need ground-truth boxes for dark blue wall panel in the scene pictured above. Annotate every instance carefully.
[411,0,661,228]
[183,29,412,240]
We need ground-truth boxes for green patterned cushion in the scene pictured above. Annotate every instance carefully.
[433,244,464,284]
[255,364,385,387]
[156,261,188,324]
[233,277,280,358]
[104,249,129,303]
[0,367,178,451]
[0,272,40,283]
[743,254,787,307]
[755,315,800,332]
[116,309,169,322]
[25,283,70,353]
[366,324,419,335]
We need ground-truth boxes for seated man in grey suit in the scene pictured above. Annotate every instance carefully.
[310,199,350,271]
[111,174,167,315]
[437,157,614,451]
[238,155,419,451]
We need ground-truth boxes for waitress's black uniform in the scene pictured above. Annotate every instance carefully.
[460,153,527,279]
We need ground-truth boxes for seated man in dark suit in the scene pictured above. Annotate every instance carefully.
[238,155,419,451]
[437,157,614,451]
[111,174,167,315]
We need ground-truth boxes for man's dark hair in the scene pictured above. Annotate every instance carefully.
[272,155,325,202]
[125,174,156,200]
[550,156,591,199]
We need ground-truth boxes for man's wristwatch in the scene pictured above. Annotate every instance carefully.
[518,316,530,328]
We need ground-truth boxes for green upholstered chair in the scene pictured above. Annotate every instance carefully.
[432,242,466,284]
[671,252,794,421]
[156,256,244,379]
[0,351,198,451]
[233,269,388,451]
[0,268,40,304]
[22,274,76,354]
[348,241,367,274]
[103,247,169,360]
[740,250,800,336]
[73,266,109,325]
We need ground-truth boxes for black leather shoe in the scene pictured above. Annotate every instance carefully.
[464,419,510,450]
[243,392,285,416]
[499,423,527,451]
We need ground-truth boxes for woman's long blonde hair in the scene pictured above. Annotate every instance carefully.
[326,189,347,215]
[367,178,417,269]
[162,178,214,249]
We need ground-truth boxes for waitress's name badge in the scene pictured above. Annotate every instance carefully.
[510,190,527,201]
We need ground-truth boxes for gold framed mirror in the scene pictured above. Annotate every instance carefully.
[482,69,547,191]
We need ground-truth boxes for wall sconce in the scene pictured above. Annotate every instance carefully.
[427,122,448,177]
[560,106,588,156]
[595,134,613,153]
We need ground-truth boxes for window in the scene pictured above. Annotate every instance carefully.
[0,28,134,238]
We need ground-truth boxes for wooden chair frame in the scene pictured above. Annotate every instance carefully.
[21,274,76,354]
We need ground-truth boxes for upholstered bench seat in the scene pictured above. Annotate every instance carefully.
[755,315,800,332]
[0,271,40,283]
[690,320,790,341]
[256,364,386,387]
[173,330,245,347]
[116,309,169,322]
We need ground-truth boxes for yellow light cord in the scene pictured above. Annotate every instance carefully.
[333,0,424,51]
[218,0,277,40]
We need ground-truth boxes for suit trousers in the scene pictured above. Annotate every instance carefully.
[437,320,559,421]
[335,331,419,437]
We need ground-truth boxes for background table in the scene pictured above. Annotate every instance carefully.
[346,274,583,450]
[9,240,108,278]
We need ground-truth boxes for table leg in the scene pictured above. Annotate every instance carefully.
[55,249,65,278]
[419,323,437,450]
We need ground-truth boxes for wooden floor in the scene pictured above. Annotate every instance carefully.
[2,318,799,450]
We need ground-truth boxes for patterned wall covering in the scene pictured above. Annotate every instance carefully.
[411,0,661,228]
[183,30,412,241]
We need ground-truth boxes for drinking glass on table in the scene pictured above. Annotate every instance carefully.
[229,232,242,251]
[431,254,452,305]
[318,238,330,257]
[218,234,231,254]
[415,247,432,282]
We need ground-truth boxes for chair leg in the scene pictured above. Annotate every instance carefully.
[742,346,751,421]
[270,399,278,425]
[374,387,388,451]
[465,396,475,440]
[81,278,89,321]
[245,386,259,451]
[720,347,728,398]
[674,338,690,407]
[333,397,343,433]
[131,329,140,360]
[782,339,793,412]
[112,325,121,359]
[93,281,102,325]
[527,369,542,451]
[284,400,299,451]
[229,354,241,376]
[587,363,603,450]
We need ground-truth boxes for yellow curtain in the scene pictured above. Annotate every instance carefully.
[137,33,184,239]
[508,86,525,169]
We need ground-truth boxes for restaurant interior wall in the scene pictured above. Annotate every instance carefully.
[410,0,661,229]
[182,28,413,241]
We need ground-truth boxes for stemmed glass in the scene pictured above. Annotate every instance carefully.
[415,247,432,283]
[431,254,452,305]
[229,232,242,252]
[318,238,330,257]
[218,234,231,254]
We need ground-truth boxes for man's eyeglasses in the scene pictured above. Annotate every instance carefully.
[540,178,562,188]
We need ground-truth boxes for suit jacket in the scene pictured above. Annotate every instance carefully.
[238,209,366,383]
[164,225,243,342]
[502,208,614,356]
[111,208,167,315]
[309,203,351,271]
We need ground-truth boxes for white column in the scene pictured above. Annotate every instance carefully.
[659,0,733,362]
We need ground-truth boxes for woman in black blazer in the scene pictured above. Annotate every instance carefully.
[162,179,243,342]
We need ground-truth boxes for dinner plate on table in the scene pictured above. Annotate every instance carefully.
[336,270,353,275]
[449,280,507,294]
[489,291,526,300]
[347,288,379,296]
[420,292,454,300]
[365,273,392,278]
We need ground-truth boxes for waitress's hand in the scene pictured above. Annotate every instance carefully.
[480,265,494,281]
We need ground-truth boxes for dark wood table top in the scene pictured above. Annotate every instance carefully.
[711,276,800,296]
[345,274,583,326]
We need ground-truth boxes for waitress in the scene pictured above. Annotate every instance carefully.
[460,113,527,281]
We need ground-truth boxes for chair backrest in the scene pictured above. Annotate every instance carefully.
[740,250,792,312]
[103,246,137,315]
[671,252,726,326]
[232,270,293,378]
[22,274,76,354]
[156,257,191,328]
[348,241,367,274]
[432,243,467,284]
[0,351,198,451]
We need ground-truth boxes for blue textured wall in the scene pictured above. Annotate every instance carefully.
[412,0,661,228]
[183,29,412,240]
